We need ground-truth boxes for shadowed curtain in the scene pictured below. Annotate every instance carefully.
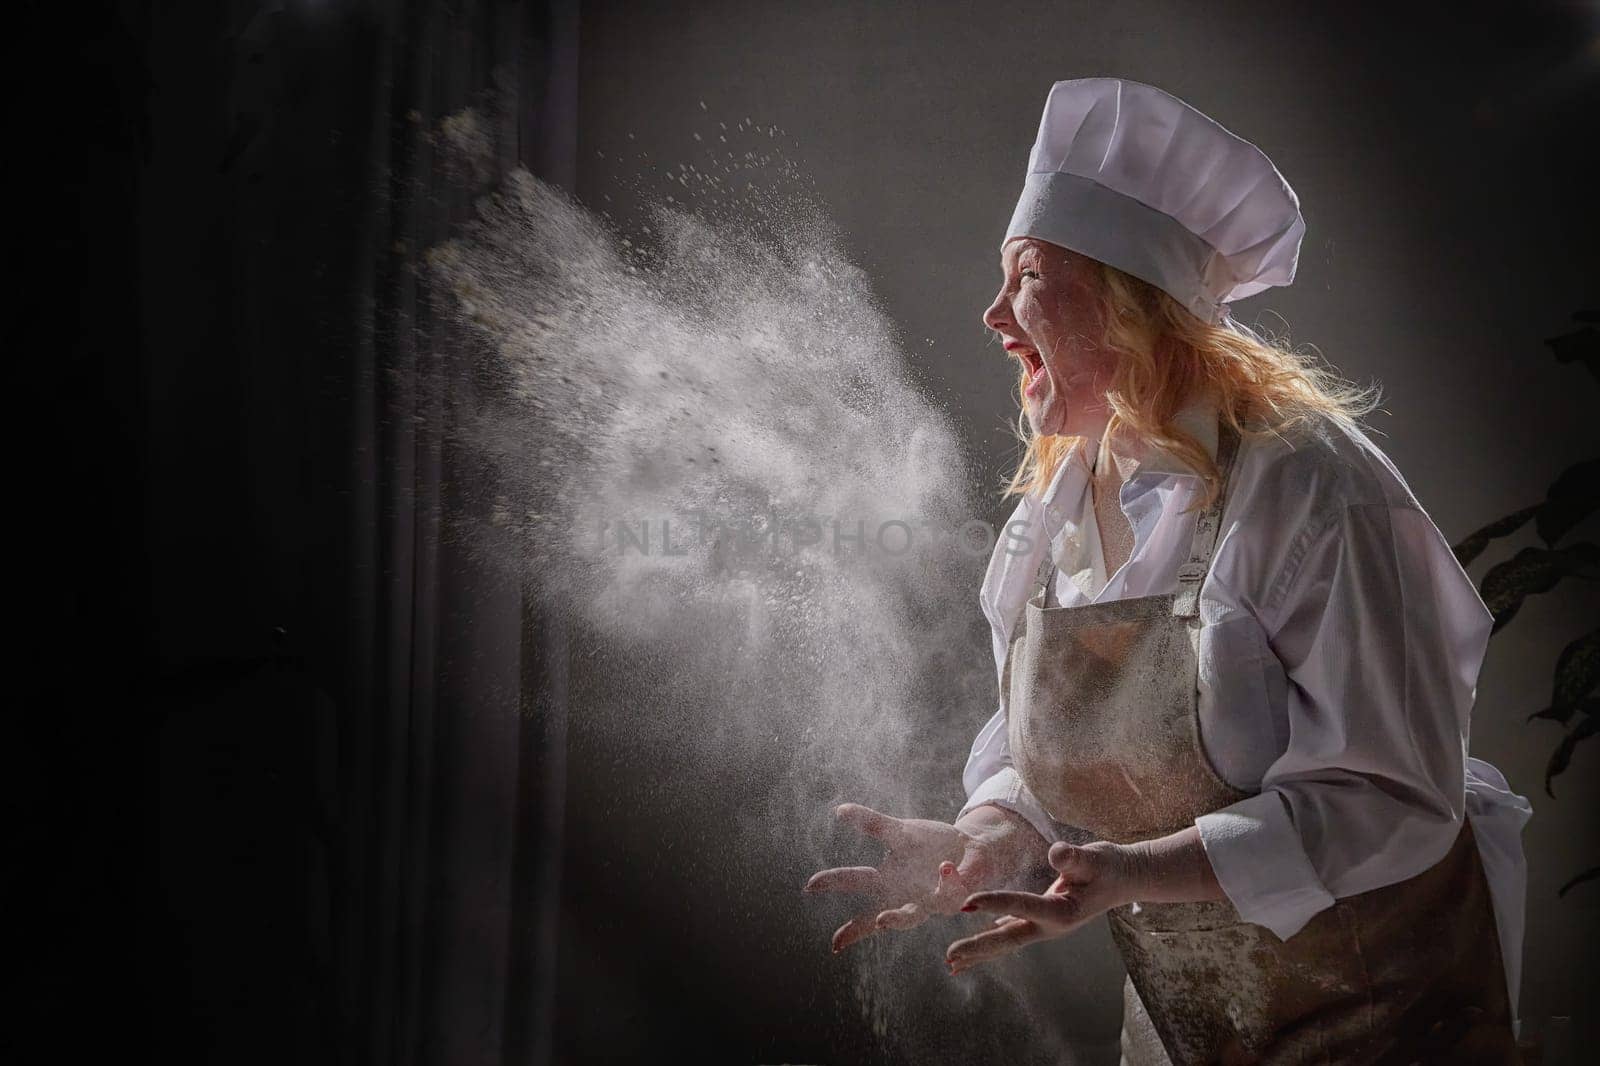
[132,1,578,1063]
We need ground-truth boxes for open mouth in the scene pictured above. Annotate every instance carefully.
[1015,349,1048,394]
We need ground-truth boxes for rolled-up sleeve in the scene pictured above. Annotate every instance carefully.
[1196,502,1493,941]
[960,704,1062,844]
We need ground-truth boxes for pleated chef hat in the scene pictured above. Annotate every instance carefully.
[1004,78,1305,326]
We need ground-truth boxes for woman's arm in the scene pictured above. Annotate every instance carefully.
[965,500,1070,847]
[1120,824,1226,903]
[1195,501,1489,941]
[961,705,1062,842]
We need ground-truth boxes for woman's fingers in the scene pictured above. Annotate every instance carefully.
[959,889,1077,925]
[826,901,928,956]
[946,917,1046,973]
[1047,841,1098,880]
[952,847,992,887]
[835,803,916,849]
[874,901,926,931]
[803,866,886,899]
[831,914,878,954]
[833,803,907,847]
[928,861,970,911]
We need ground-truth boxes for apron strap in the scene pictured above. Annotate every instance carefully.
[1026,416,1243,613]
[1172,418,1242,619]
[1031,544,1057,605]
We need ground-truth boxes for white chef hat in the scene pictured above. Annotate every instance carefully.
[1004,78,1305,326]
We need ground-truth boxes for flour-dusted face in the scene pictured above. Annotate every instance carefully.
[982,237,1117,439]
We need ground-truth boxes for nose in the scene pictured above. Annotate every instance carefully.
[982,286,1011,336]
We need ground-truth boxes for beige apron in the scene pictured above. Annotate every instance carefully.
[1002,421,1519,1065]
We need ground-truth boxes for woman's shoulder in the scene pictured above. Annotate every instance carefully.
[1229,408,1422,527]
[1207,409,1437,621]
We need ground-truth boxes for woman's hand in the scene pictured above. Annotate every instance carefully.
[944,839,1137,975]
[945,825,1226,974]
[803,802,1052,954]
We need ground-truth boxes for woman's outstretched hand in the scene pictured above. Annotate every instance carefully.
[945,824,1226,973]
[944,839,1136,974]
[803,802,1051,955]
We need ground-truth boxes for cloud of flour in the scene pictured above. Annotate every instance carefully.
[429,158,1002,812]
[421,123,1085,1060]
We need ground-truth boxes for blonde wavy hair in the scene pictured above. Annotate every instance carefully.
[1002,260,1383,513]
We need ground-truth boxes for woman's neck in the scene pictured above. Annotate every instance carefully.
[1091,420,1143,488]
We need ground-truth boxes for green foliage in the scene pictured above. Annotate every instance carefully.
[1452,310,1599,892]
[1546,310,1600,384]
[1478,543,1599,635]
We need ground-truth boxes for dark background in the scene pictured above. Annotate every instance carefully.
[19,1,1599,1063]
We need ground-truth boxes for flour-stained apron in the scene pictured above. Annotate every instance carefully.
[1001,420,1518,1065]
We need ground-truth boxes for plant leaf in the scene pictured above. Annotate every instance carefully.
[1546,320,1600,384]
[1558,864,1599,898]
[1453,505,1538,568]
[1536,459,1600,546]
[1481,543,1600,633]
[1530,695,1600,726]
[1550,629,1600,716]
[1545,714,1599,797]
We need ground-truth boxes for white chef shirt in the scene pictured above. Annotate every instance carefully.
[959,389,1532,1020]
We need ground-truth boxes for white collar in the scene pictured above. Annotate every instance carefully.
[1037,388,1222,513]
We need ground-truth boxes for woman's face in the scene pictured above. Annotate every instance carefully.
[982,237,1117,439]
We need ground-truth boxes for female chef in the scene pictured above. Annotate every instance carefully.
[803,78,1533,1064]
